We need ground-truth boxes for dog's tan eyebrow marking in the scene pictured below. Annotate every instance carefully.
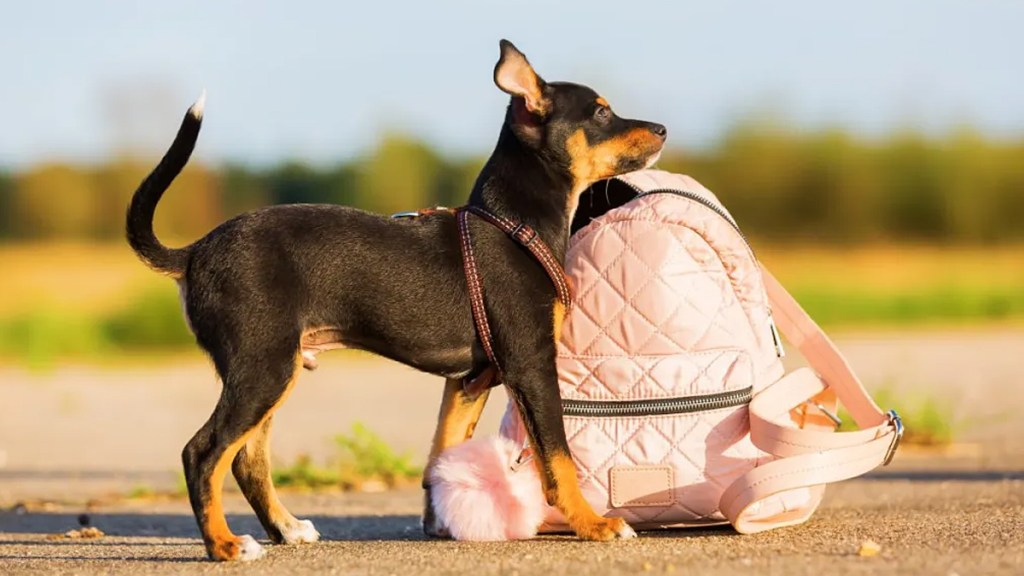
[596,97,610,107]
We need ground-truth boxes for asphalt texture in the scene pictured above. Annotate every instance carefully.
[1,473,1023,575]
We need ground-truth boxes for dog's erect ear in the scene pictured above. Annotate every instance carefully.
[494,40,550,117]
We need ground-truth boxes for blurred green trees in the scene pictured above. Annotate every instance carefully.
[1,126,1022,243]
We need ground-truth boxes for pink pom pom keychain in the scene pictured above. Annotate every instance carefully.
[427,436,549,541]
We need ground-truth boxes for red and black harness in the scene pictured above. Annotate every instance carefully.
[395,206,573,395]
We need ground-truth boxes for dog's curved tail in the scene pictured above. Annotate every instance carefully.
[125,92,205,276]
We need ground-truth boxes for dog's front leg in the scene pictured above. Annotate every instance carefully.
[422,374,493,537]
[505,364,637,541]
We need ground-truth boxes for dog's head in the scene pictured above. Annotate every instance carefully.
[493,40,667,197]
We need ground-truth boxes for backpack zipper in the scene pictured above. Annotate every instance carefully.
[634,189,752,253]
[768,311,786,358]
[562,386,753,417]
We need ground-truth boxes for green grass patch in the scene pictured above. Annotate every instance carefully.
[0,287,194,370]
[793,285,1024,327]
[335,422,423,485]
[126,484,157,499]
[272,423,422,491]
[100,288,194,349]
[115,479,188,502]
[838,385,957,447]
[6,281,1023,369]
[0,309,110,370]
[272,455,349,490]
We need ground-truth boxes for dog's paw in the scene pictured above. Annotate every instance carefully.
[209,534,266,562]
[575,517,637,542]
[236,535,267,561]
[421,487,451,539]
[614,521,638,539]
[422,516,451,539]
[280,519,320,544]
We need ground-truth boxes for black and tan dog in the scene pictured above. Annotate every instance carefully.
[126,40,665,561]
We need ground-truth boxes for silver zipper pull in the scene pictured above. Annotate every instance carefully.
[768,311,785,358]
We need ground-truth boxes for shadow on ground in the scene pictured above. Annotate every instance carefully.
[863,469,1024,482]
[0,513,426,541]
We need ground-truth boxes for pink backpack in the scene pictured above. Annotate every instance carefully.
[431,170,903,538]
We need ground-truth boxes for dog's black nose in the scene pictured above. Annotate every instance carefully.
[650,123,668,139]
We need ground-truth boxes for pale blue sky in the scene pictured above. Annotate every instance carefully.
[1,1,1021,167]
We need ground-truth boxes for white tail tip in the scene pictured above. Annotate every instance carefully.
[189,90,207,119]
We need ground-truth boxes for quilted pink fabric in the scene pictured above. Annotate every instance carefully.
[500,170,785,529]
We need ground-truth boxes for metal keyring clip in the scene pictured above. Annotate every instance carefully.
[510,444,534,472]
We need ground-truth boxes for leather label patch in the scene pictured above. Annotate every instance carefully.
[609,465,675,508]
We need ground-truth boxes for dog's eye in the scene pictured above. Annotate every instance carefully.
[594,106,611,123]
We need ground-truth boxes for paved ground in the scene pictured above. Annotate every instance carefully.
[1,473,1022,575]
[1,328,1023,573]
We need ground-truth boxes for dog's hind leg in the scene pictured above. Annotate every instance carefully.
[427,371,495,463]
[232,414,319,545]
[422,373,494,537]
[182,350,301,561]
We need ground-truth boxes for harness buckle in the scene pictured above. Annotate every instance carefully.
[391,206,451,220]
[883,409,904,466]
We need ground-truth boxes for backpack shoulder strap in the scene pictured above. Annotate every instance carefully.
[720,264,904,534]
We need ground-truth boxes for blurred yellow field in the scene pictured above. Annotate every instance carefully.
[757,244,1024,291]
[3,242,1022,317]
[1,241,1022,368]
[2,242,164,317]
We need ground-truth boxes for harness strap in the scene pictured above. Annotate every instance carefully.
[461,206,573,309]
[457,209,502,375]
[456,206,572,394]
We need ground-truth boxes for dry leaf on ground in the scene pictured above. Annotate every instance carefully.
[858,540,882,557]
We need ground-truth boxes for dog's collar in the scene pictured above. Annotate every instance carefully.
[457,205,572,396]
